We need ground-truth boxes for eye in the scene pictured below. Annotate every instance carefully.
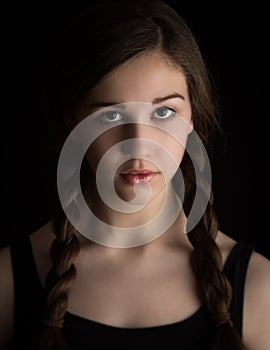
[100,110,123,123]
[152,106,176,120]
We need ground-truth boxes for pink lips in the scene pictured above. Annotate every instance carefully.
[121,169,157,185]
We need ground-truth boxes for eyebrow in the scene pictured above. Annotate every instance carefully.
[88,93,185,109]
[153,93,185,104]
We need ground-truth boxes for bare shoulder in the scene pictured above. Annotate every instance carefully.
[0,221,54,349]
[29,220,55,288]
[216,231,270,349]
[29,220,55,254]
[245,249,270,283]
[245,249,270,306]
[243,250,270,350]
[0,245,14,349]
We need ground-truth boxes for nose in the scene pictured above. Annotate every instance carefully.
[120,123,156,158]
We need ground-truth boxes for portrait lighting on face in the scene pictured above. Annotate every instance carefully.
[2,2,268,350]
[57,101,211,248]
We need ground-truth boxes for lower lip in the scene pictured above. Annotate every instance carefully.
[121,173,157,185]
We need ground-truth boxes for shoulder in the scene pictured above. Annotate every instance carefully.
[29,220,55,288]
[29,220,55,256]
[0,244,13,279]
[243,250,270,350]
[0,246,14,349]
[0,221,54,349]
[216,231,270,349]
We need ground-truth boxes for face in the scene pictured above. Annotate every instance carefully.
[73,51,192,205]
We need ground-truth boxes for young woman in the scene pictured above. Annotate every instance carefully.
[1,1,269,349]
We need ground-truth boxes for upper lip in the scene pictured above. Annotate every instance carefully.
[122,169,158,175]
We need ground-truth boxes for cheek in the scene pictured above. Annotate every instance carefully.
[85,128,121,171]
[160,136,186,165]
[85,140,105,172]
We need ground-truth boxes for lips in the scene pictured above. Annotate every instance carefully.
[121,169,158,185]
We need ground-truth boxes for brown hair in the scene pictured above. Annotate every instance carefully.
[37,1,246,348]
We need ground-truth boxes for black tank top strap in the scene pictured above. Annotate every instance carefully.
[222,241,254,336]
[9,233,254,347]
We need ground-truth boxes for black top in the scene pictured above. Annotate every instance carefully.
[10,234,253,350]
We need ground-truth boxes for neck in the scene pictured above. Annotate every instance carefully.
[73,181,188,249]
[85,181,171,227]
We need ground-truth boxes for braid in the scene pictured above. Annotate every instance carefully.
[33,161,82,349]
[181,151,247,349]
[44,210,80,324]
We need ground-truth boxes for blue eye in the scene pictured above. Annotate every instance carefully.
[100,110,123,123]
[152,106,176,120]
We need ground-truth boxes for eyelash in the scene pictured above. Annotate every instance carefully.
[99,106,177,123]
[99,110,122,123]
[152,106,176,123]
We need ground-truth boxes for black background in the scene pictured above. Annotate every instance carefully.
[2,1,269,258]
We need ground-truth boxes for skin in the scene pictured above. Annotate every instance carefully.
[71,51,193,230]
[0,52,269,350]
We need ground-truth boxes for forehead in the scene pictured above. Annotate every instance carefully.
[82,52,188,104]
